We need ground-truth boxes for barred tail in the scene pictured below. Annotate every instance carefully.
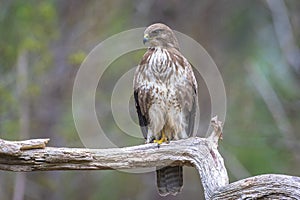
[156,166,183,196]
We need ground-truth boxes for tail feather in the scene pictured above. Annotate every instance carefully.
[156,166,183,196]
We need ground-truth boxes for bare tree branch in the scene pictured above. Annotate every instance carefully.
[0,117,299,199]
[213,174,300,200]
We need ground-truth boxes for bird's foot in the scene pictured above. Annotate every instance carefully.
[154,131,168,147]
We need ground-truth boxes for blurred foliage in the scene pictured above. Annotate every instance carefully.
[68,51,87,66]
[0,0,300,200]
[0,1,57,69]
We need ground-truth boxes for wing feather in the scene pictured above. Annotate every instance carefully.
[186,83,197,137]
[134,89,148,139]
[133,49,155,139]
[170,50,198,138]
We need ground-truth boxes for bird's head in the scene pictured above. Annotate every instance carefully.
[143,23,179,50]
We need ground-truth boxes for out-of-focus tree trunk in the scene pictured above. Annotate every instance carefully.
[266,0,300,75]
[13,50,29,200]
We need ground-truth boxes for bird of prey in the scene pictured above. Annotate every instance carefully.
[133,23,198,196]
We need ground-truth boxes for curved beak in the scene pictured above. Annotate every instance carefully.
[143,34,149,44]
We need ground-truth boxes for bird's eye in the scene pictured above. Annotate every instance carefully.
[152,29,163,35]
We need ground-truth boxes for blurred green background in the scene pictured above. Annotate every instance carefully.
[1,0,300,200]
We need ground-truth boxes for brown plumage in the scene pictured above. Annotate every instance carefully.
[133,23,198,196]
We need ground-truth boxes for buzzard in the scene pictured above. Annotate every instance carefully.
[133,23,198,196]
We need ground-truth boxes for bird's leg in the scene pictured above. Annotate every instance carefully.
[154,130,168,145]
[146,136,153,144]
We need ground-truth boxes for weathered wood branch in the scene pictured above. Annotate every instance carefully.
[213,174,300,199]
[0,116,299,199]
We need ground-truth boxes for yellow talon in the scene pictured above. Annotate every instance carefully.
[154,131,168,145]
